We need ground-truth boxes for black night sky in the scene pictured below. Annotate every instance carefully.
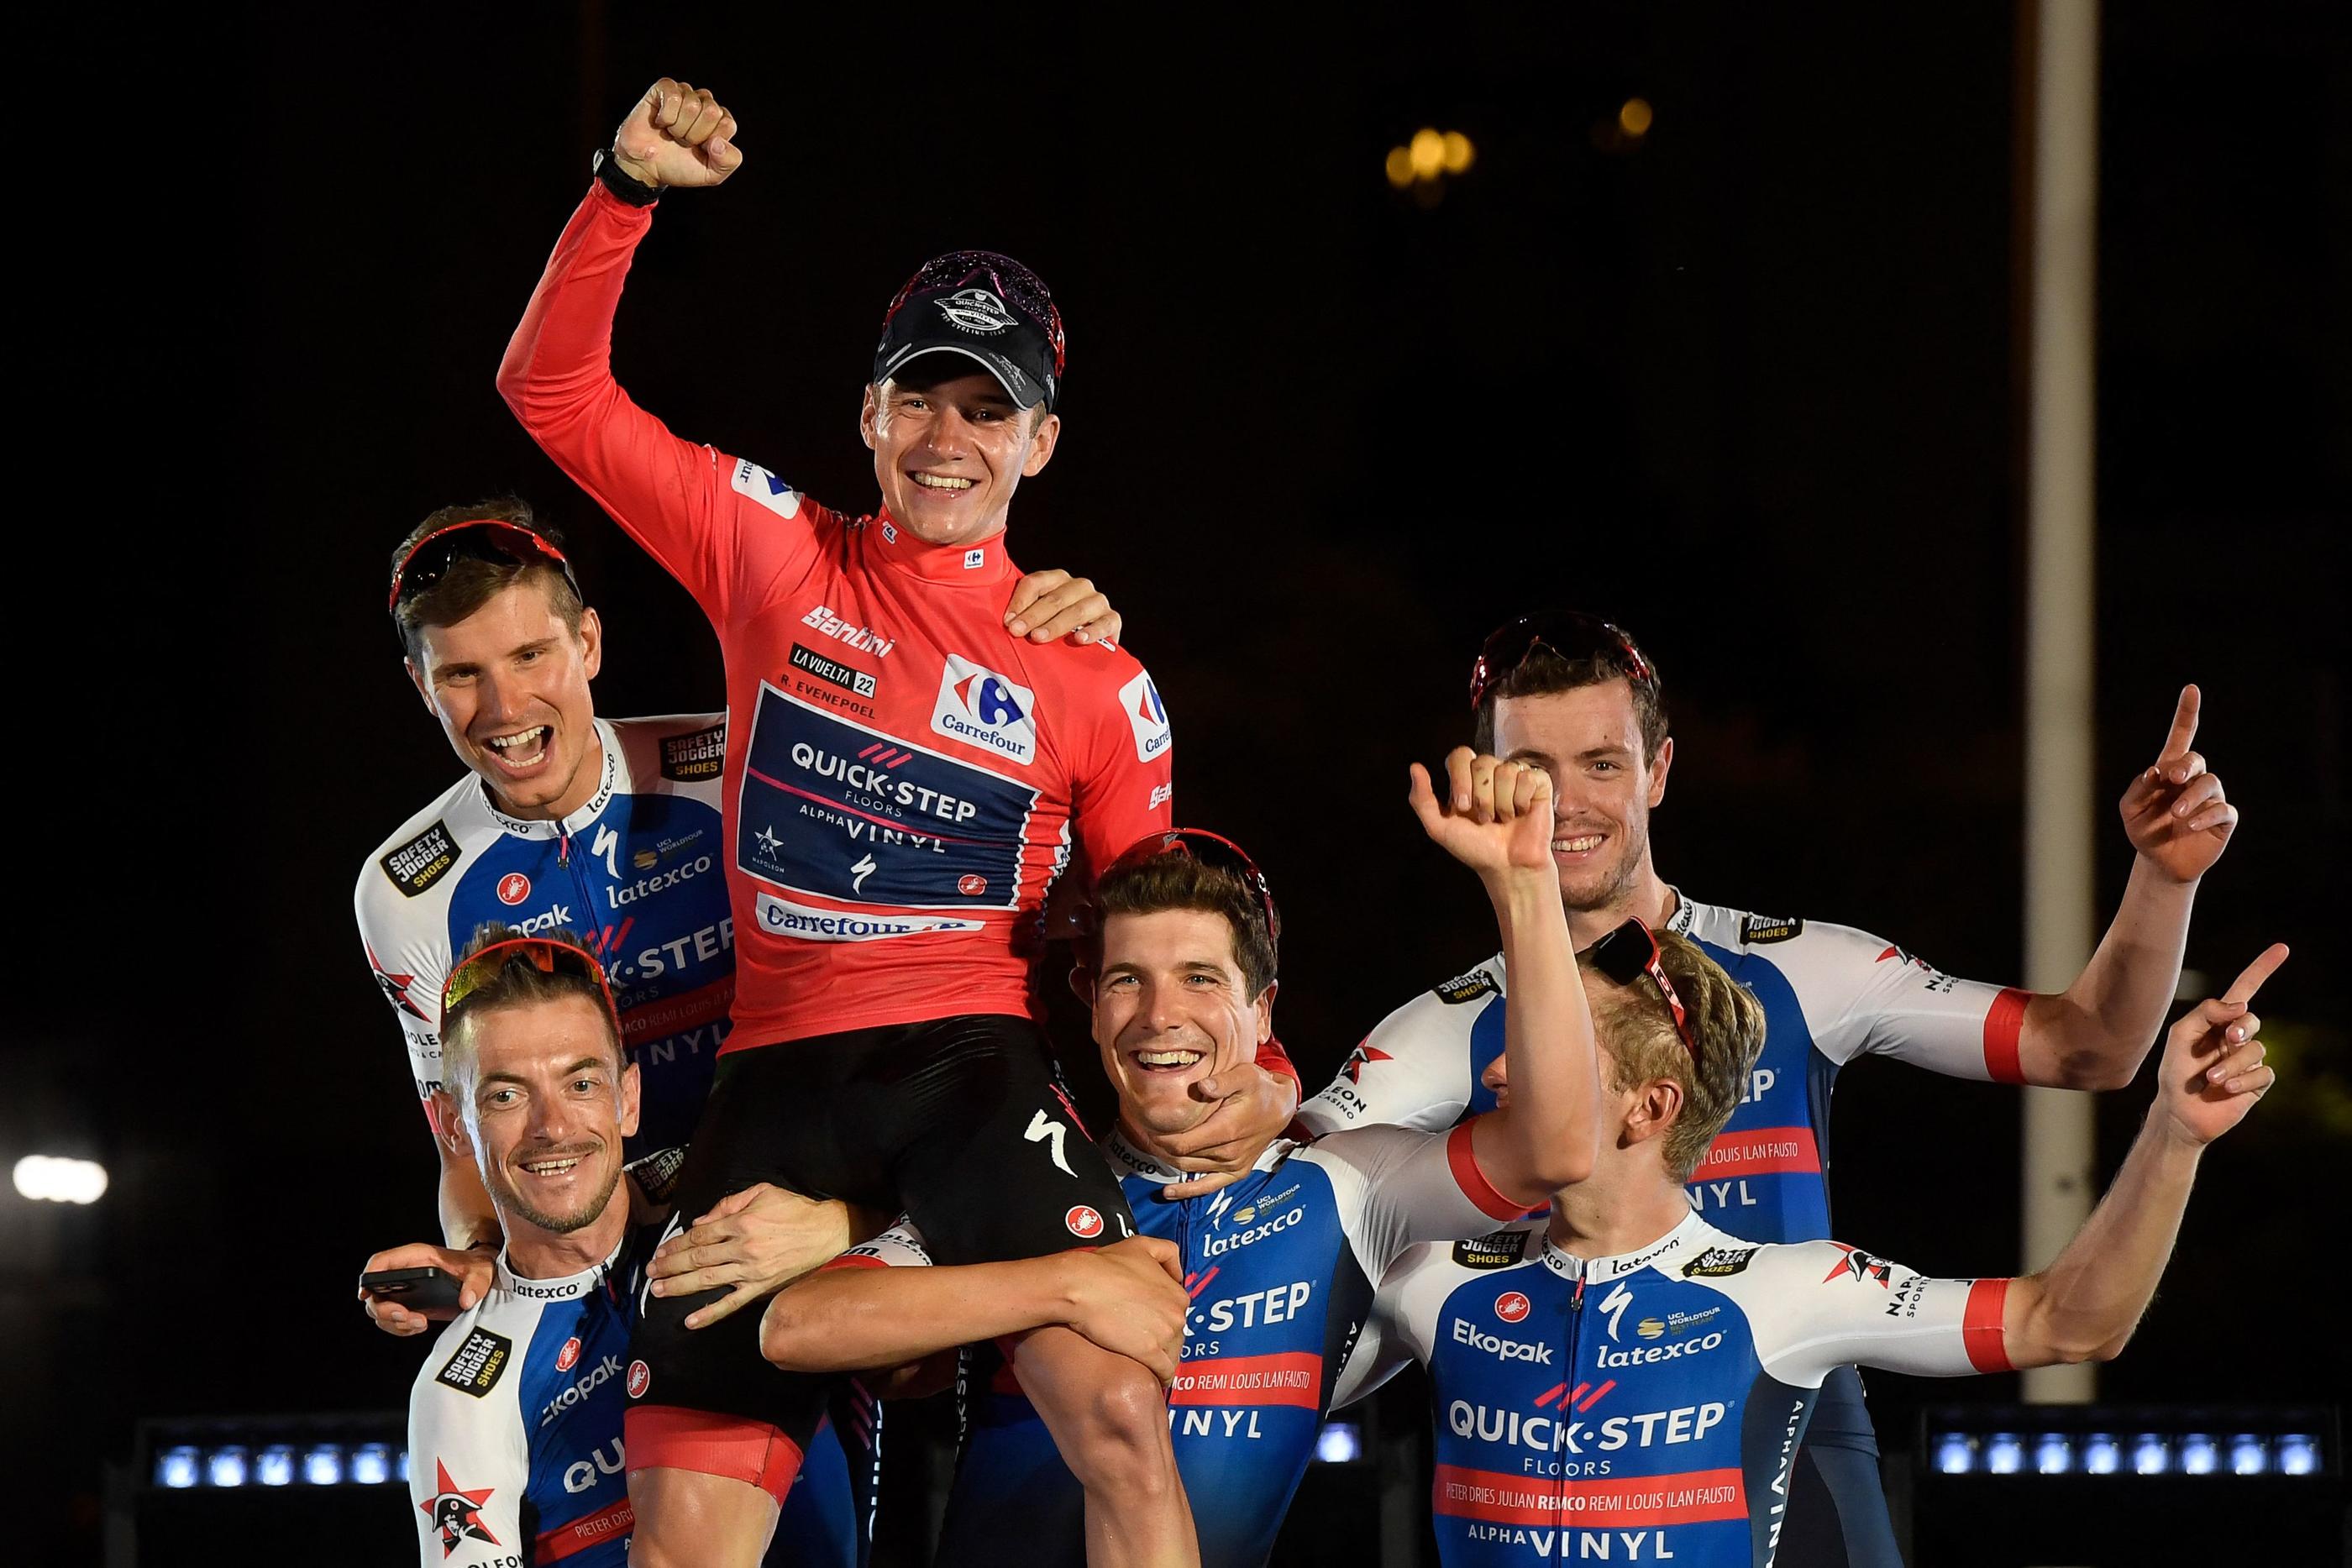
[8,4,2345,1560]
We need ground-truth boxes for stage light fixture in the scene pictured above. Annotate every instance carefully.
[13,1153,108,1203]
[1314,1421,1363,1464]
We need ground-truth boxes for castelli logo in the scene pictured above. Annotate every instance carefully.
[554,1337,582,1373]
[1065,1206,1105,1240]
[1495,1292,1531,1324]
[497,873,532,906]
[626,1360,650,1398]
[958,873,988,896]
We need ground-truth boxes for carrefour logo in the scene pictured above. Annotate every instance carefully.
[1119,670,1173,762]
[932,655,1038,765]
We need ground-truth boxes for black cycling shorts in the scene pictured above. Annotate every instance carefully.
[625,1014,1133,1496]
[1777,1363,1902,1568]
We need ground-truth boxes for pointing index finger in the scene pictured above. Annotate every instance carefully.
[2157,684,2200,761]
[2220,941,2288,1007]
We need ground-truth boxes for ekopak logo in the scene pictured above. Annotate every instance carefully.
[1495,1291,1532,1324]
[497,872,532,906]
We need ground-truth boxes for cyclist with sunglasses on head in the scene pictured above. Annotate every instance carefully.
[1294,612,2240,1566]
[1364,925,2281,1566]
[359,499,1117,1564]
[498,79,1298,1566]
[398,924,654,1567]
[758,757,1604,1568]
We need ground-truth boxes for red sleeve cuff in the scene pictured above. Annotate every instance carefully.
[818,1253,890,1273]
[1963,1277,2014,1372]
[1446,1123,1526,1221]
[1255,1036,1300,1089]
[1982,988,2031,1084]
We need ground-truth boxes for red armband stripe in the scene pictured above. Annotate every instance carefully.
[1983,988,2031,1084]
[1963,1277,2013,1372]
[1446,1123,1527,1221]
[623,1405,805,1504]
[536,1496,635,1561]
[1254,1035,1301,1089]
[818,1253,890,1272]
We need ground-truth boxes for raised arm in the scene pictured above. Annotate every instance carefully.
[1414,748,1601,1204]
[2017,686,2237,1088]
[2000,943,2281,1364]
[759,1233,1189,1382]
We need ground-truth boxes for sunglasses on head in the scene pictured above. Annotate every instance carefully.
[1468,612,1656,713]
[390,520,584,616]
[1586,917,1700,1064]
[1101,828,1281,953]
[441,936,621,1033]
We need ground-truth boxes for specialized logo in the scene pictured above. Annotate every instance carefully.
[1065,1204,1105,1239]
[590,823,622,879]
[368,946,428,1020]
[1494,1291,1531,1324]
[420,1460,500,1556]
[791,642,879,700]
[1435,967,1499,1005]
[1452,1232,1531,1271]
[936,286,1016,334]
[659,722,727,782]
[932,655,1039,764]
[554,1336,582,1372]
[1026,1109,1076,1177]
[730,458,802,519]
[496,872,531,906]
[434,1327,513,1398]
[1682,1245,1759,1279]
[1118,669,1173,763]
[1597,1282,1635,1340]
[1454,1318,1553,1363]
[1341,1042,1392,1084]
[851,854,879,894]
[1741,914,1804,945]
[801,605,896,658]
[626,1360,650,1398]
[1824,1244,1895,1287]
[381,819,459,898]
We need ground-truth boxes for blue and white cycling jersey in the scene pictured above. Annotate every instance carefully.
[407,1233,643,1566]
[1296,894,2029,1247]
[355,715,736,1157]
[1378,1211,2010,1566]
[854,1122,1528,1568]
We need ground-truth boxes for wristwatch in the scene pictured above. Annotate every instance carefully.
[592,147,662,207]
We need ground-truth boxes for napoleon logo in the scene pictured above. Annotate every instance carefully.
[660,722,727,783]
[1681,1245,1759,1279]
[1118,670,1173,762]
[381,819,459,898]
[1741,915,1804,945]
[434,1327,514,1398]
[421,1460,501,1557]
[937,287,1016,334]
[932,656,1039,764]
[1435,968,1499,1005]
[1341,1042,1392,1084]
[368,946,428,1021]
[1823,1244,1895,1287]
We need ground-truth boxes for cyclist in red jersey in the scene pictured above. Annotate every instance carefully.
[500,76,1293,1568]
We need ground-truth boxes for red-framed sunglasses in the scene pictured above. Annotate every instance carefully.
[1587,917,1699,1064]
[1468,611,1656,713]
[441,936,621,1034]
[389,520,584,616]
[1101,828,1281,953]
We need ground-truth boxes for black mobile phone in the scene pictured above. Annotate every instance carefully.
[359,1265,465,1313]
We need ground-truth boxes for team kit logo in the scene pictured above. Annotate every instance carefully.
[1119,670,1172,761]
[932,655,1039,764]
[420,1460,500,1556]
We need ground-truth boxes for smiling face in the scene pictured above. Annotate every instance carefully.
[1491,679,1673,914]
[452,993,639,1239]
[860,367,1060,548]
[406,578,604,821]
[1091,907,1273,1146]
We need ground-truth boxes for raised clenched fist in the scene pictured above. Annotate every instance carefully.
[611,78,743,191]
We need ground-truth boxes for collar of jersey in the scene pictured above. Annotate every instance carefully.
[494,1229,628,1301]
[1102,1128,1294,1191]
[479,718,627,840]
[1538,1209,1709,1285]
[866,508,1016,585]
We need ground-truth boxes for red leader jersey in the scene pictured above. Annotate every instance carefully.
[500,182,1175,1052]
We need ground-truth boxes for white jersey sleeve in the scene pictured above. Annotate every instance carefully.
[1718,914,2029,1083]
[1294,957,1507,1136]
[1305,1124,1533,1282]
[354,823,456,1119]
[407,1314,530,1567]
[831,1219,932,1269]
[1740,1240,2013,1388]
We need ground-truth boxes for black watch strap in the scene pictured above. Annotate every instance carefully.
[593,147,662,207]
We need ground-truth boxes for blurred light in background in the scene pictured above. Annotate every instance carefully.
[13,1153,108,1204]
[1923,1408,2334,1481]
[1384,128,1476,198]
[1618,97,1654,137]
[1314,1421,1363,1463]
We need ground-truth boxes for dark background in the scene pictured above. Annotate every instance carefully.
[8,3,2346,1560]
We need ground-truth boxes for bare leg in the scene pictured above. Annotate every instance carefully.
[625,1466,780,1568]
[1011,1325,1198,1568]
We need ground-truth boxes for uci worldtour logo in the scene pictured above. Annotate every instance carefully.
[932,656,1038,764]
